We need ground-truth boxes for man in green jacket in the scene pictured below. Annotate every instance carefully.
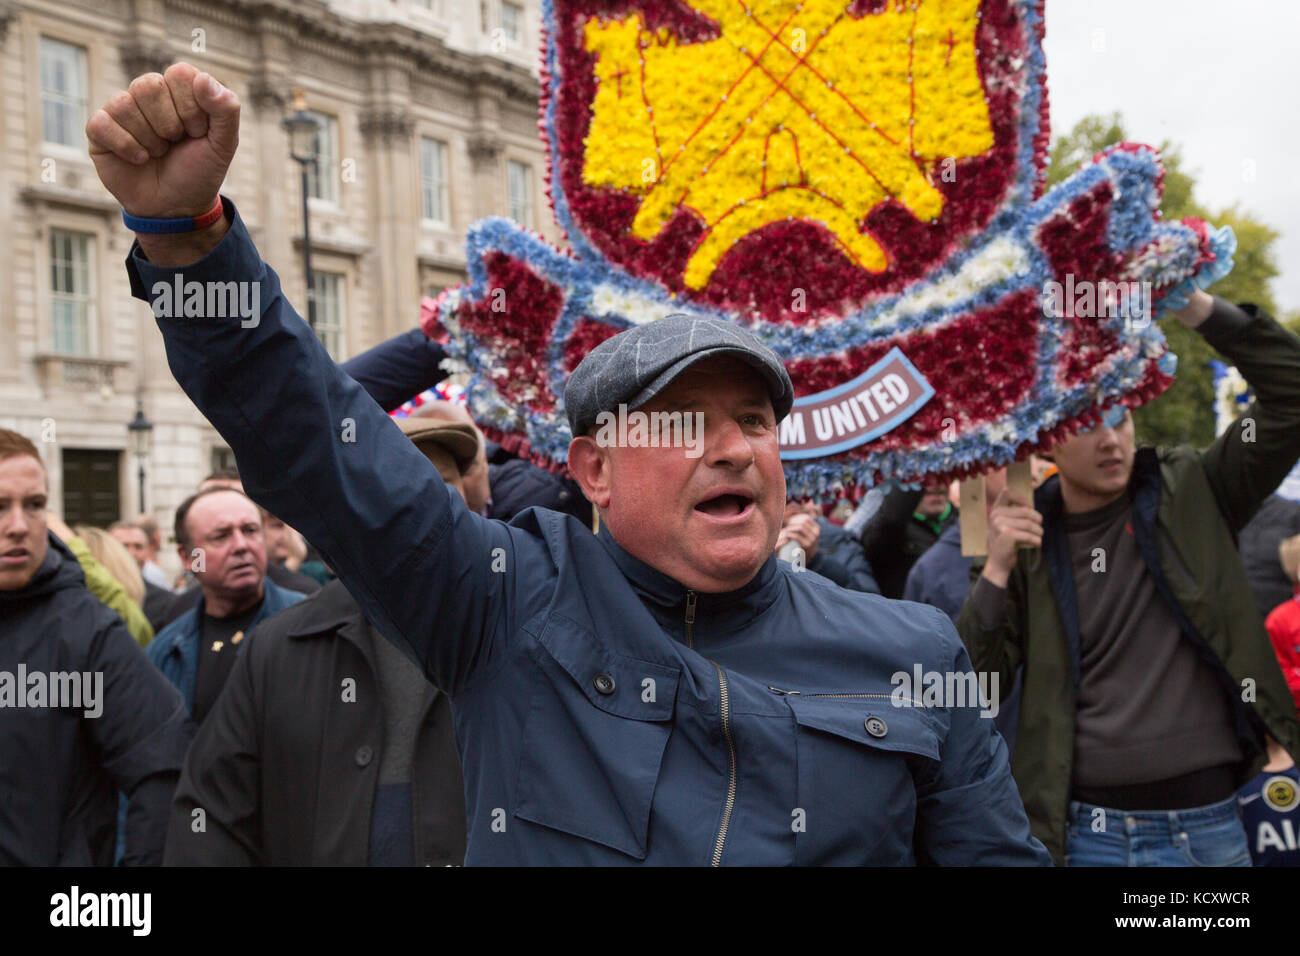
[957,290,1300,866]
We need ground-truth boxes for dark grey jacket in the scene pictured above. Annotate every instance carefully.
[165,580,465,866]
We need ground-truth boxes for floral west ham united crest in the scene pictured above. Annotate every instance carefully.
[424,0,1235,498]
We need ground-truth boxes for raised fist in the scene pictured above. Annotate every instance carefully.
[86,63,239,220]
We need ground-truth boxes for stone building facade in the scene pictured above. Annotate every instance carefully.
[0,0,553,578]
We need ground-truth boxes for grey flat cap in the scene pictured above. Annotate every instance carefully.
[564,313,794,436]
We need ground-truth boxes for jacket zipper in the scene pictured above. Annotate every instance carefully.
[711,661,736,867]
[769,687,893,699]
[684,590,697,648]
[768,687,924,706]
[683,591,736,866]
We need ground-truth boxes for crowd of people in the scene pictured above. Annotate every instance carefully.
[4,317,1299,865]
[3,61,1300,868]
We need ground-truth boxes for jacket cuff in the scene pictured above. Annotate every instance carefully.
[126,197,266,309]
[1196,298,1255,348]
[969,575,1007,631]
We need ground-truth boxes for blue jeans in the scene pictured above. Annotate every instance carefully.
[1065,796,1252,867]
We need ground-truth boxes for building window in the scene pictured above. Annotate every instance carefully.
[501,1,523,43]
[40,37,88,148]
[310,271,346,359]
[210,446,237,475]
[50,229,95,355]
[420,137,450,224]
[507,160,533,229]
[304,111,339,204]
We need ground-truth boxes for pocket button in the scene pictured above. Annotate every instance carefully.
[864,716,888,738]
[594,673,616,695]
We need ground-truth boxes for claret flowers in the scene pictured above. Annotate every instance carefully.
[426,0,1235,499]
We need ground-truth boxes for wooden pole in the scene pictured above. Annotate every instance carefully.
[959,459,1036,557]
[959,475,987,557]
[1006,459,1033,508]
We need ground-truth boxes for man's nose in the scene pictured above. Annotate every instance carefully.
[1,504,28,538]
[1096,427,1121,450]
[704,417,756,469]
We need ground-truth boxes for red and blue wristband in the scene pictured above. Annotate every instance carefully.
[122,196,224,234]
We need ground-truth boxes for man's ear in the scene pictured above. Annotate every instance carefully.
[567,436,613,511]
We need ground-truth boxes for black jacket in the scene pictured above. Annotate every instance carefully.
[165,580,466,865]
[0,535,190,865]
[858,489,958,598]
[142,581,177,634]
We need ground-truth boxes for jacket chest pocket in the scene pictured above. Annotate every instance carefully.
[784,694,941,866]
[515,615,680,860]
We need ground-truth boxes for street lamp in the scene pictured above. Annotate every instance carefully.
[282,88,321,329]
[127,401,153,515]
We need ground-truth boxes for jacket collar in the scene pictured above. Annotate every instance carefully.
[283,579,369,655]
[163,575,301,656]
[282,580,439,705]
[1035,448,1160,529]
[283,579,362,638]
[0,534,83,605]
[596,525,781,626]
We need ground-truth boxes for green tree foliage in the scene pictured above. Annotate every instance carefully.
[1045,114,1281,448]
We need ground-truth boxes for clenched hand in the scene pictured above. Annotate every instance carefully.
[87,63,240,263]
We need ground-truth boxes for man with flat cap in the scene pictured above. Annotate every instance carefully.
[92,63,1049,865]
[164,421,477,866]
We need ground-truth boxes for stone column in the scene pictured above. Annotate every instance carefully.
[361,107,417,341]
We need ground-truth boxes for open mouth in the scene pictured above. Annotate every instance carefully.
[1,548,29,562]
[694,492,755,520]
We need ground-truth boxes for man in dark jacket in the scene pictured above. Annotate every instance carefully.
[0,428,190,865]
[1238,493,1300,617]
[857,485,959,598]
[958,293,1300,865]
[777,501,879,593]
[148,487,305,721]
[94,63,1049,865]
[165,421,476,865]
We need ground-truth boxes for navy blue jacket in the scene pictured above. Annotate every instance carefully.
[809,518,880,594]
[341,327,448,413]
[127,201,1049,866]
[340,323,593,524]
[903,523,971,621]
[1,536,190,865]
